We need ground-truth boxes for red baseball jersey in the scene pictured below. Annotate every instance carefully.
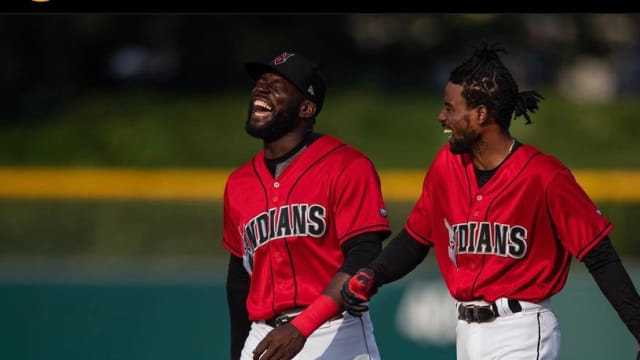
[406,143,613,303]
[223,134,391,321]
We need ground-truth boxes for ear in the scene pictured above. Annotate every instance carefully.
[299,100,317,119]
[476,105,488,124]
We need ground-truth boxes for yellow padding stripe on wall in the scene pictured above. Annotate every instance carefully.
[0,167,638,202]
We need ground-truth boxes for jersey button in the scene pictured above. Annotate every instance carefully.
[273,196,278,202]
[274,182,280,188]
[476,194,483,201]
[473,210,479,217]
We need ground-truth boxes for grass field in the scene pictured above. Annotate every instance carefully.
[1,89,639,257]
[1,89,640,169]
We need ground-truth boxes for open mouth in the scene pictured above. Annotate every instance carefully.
[252,99,273,118]
[443,128,452,139]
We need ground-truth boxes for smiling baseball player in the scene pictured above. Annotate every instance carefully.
[223,51,391,360]
[341,41,640,360]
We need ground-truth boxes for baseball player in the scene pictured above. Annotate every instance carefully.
[223,51,391,360]
[341,41,640,359]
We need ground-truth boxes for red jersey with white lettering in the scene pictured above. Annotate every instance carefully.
[223,134,391,321]
[405,143,613,303]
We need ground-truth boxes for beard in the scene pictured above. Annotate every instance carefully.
[449,138,473,154]
[448,128,478,154]
[245,100,301,142]
[448,114,478,154]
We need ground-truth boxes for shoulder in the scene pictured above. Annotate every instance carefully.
[316,134,376,165]
[520,144,568,173]
[514,144,575,190]
[308,136,384,184]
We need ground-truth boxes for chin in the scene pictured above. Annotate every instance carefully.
[449,140,471,154]
[249,115,272,127]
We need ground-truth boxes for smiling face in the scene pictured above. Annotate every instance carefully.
[245,71,306,142]
[438,82,482,154]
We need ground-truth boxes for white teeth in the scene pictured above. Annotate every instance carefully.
[253,99,272,111]
[443,129,452,136]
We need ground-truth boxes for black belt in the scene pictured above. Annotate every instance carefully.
[264,311,344,328]
[457,299,523,323]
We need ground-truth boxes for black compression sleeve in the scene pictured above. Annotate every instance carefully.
[368,229,430,288]
[226,254,251,360]
[583,236,640,343]
[339,231,388,275]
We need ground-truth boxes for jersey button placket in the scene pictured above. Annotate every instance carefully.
[473,194,482,217]
[272,182,280,203]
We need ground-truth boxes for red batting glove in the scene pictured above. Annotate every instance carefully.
[341,268,377,317]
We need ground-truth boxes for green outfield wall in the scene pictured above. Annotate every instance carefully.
[1,259,637,360]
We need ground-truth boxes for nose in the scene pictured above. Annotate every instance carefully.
[438,108,446,123]
[252,81,269,96]
[255,80,266,90]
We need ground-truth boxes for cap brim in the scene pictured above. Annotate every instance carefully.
[245,62,280,81]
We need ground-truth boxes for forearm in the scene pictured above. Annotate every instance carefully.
[323,272,352,307]
[226,254,251,359]
[368,229,430,287]
[584,236,640,342]
[290,272,348,337]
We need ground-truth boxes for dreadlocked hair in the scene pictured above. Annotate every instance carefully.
[449,41,544,128]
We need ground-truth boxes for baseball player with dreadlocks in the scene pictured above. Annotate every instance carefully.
[341,41,640,359]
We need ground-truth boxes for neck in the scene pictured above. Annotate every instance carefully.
[264,128,311,159]
[472,135,515,171]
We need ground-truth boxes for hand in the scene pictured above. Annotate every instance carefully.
[252,323,306,360]
[341,268,376,317]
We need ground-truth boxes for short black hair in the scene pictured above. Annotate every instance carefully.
[449,40,543,129]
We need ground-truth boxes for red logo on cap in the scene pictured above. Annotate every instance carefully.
[273,52,295,65]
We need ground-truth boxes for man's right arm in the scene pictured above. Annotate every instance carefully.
[368,229,431,286]
[226,254,251,360]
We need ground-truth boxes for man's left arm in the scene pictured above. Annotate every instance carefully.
[583,235,640,359]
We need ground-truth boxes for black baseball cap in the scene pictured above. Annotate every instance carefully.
[245,51,327,114]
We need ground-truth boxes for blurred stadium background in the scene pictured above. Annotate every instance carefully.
[1,14,640,359]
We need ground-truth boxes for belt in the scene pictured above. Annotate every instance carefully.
[264,310,344,328]
[457,299,523,323]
